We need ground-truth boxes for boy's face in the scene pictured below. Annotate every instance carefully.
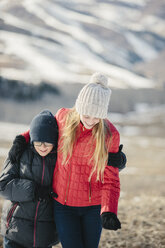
[34,142,54,157]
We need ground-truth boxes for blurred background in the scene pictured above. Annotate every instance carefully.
[0,0,165,247]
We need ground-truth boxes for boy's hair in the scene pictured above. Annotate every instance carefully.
[30,110,58,145]
[59,108,111,182]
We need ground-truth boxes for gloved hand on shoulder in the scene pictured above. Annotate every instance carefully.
[9,135,27,164]
[108,144,127,171]
[101,212,121,230]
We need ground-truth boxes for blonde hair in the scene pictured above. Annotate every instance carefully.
[59,108,111,182]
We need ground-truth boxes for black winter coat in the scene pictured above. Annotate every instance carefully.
[0,145,58,248]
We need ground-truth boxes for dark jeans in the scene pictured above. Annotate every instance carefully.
[3,237,51,248]
[53,200,102,248]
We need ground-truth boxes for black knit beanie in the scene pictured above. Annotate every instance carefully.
[30,110,58,145]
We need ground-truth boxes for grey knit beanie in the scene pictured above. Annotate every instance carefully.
[75,72,112,119]
[30,110,58,145]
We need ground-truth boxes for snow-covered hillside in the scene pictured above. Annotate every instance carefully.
[0,0,165,88]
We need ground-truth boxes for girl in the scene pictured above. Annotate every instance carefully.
[51,72,121,248]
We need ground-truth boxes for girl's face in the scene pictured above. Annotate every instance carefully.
[34,142,54,157]
[80,115,100,129]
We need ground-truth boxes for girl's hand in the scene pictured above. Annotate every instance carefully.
[9,135,27,164]
[108,144,127,171]
[101,212,121,230]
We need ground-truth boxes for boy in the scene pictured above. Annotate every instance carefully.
[0,110,59,248]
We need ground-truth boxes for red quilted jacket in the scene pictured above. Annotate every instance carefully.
[52,108,120,215]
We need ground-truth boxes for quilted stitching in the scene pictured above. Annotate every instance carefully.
[52,108,120,214]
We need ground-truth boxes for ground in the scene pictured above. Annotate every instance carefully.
[0,134,165,248]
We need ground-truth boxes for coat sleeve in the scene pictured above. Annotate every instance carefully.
[101,128,120,215]
[0,158,36,202]
[22,130,30,143]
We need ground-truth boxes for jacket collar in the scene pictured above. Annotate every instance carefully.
[79,121,93,134]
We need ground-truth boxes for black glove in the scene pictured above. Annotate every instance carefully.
[101,212,121,230]
[9,135,27,164]
[51,191,58,199]
[108,144,127,171]
[35,184,52,201]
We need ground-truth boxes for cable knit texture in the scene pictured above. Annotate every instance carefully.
[52,108,120,215]
[75,72,112,119]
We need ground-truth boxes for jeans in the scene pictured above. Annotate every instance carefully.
[3,237,51,248]
[53,200,102,248]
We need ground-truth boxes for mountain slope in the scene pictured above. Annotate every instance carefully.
[0,0,165,88]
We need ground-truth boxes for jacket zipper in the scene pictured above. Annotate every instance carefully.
[6,203,18,228]
[64,164,71,204]
[33,201,40,247]
[89,181,92,202]
[33,157,45,247]
[41,157,45,184]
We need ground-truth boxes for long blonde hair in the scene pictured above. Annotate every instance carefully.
[59,108,111,182]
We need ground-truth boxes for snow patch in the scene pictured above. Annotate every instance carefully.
[125,32,158,61]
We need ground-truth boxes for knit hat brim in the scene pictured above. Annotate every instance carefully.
[75,101,108,119]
